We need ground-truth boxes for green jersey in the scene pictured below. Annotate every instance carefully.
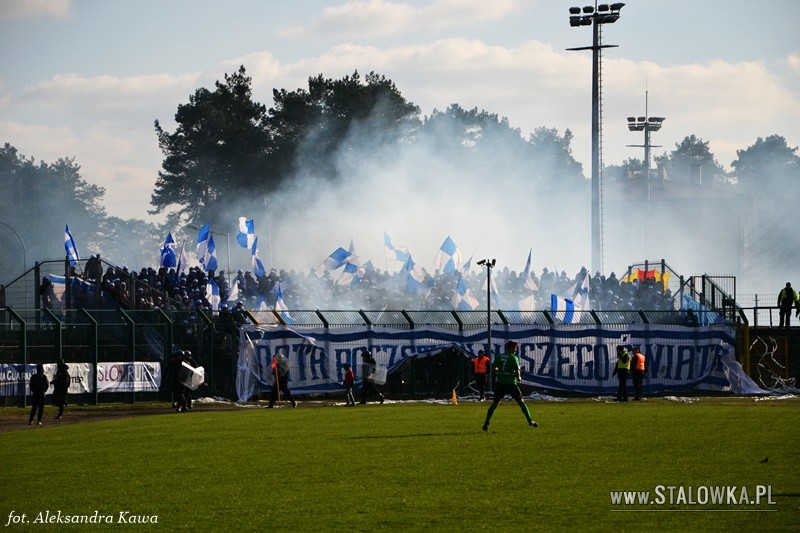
[493,351,520,385]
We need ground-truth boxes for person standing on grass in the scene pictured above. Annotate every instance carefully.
[472,349,491,401]
[630,345,646,401]
[268,353,296,408]
[359,351,385,404]
[482,341,537,431]
[342,362,356,406]
[28,364,49,426]
[611,346,630,402]
[52,360,71,419]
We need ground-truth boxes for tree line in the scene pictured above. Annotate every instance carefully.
[1,66,798,286]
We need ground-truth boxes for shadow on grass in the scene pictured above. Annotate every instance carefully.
[346,432,471,439]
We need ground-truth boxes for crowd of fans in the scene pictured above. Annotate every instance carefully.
[64,255,676,315]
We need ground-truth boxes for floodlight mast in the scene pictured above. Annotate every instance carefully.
[626,90,665,258]
[567,2,625,275]
[479,259,496,356]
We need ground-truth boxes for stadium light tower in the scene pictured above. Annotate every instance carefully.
[626,90,664,258]
[567,2,625,275]
[477,258,496,355]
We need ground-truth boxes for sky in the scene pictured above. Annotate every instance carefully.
[1,0,799,288]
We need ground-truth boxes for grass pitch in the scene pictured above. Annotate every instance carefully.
[1,397,798,532]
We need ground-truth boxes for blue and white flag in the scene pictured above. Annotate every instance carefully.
[226,278,240,305]
[196,225,218,273]
[275,283,294,324]
[433,236,462,275]
[251,237,266,277]
[522,248,538,291]
[481,270,501,307]
[452,274,479,311]
[237,217,255,249]
[64,225,80,266]
[384,231,409,263]
[551,294,576,324]
[404,255,434,296]
[196,224,210,266]
[206,277,221,311]
[574,270,590,311]
[337,261,365,288]
[256,295,269,311]
[205,234,219,272]
[459,256,473,277]
[314,246,351,276]
[160,233,177,268]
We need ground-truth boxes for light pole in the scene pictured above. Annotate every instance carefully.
[477,258,496,355]
[567,2,625,275]
[187,225,231,282]
[627,90,665,258]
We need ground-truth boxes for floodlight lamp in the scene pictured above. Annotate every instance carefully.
[569,6,581,14]
[490,259,496,267]
[649,117,665,123]
[598,4,610,11]
[638,116,646,122]
[627,117,636,122]
[477,259,487,266]
[579,17,592,25]
[582,6,594,14]
[570,16,583,26]
[610,2,625,11]
[598,13,620,23]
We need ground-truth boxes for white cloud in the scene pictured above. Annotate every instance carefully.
[0,0,71,20]
[281,0,520,39]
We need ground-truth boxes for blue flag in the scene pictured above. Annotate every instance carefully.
[160,233,177,268]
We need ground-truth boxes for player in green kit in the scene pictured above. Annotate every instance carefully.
[482,340,537,431]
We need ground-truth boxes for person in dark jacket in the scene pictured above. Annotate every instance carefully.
[52,360,70,419]
[28,364,49,426]
[359,351,385,404]
[268,353,296,408]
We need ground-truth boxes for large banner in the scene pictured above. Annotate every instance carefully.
[0,363,94,396]
[236,324,760,401]
[96,362,161,392]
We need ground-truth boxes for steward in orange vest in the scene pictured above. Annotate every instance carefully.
[472,350,491,401]
[630,346,646,401]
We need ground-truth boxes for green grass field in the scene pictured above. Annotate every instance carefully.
[1,397,798,532]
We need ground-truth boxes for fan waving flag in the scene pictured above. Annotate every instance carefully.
[64,225,80,266]
[337,261,365,288]
[574,270,590,311]
[251,237,266,277]
[314,246,351,277]
[206,277,221,311]
[275,282,294,324]
[237,218,255,249]
[551,294,576,324]
[384,231,409,263]
[196,225,218,272]
[404,255,435,296]
[522,248,538,291]
[452,274,479,311]
[433,236,462,275]
[160,233,177,268]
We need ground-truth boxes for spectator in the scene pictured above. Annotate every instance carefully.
[28,364,49,426]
